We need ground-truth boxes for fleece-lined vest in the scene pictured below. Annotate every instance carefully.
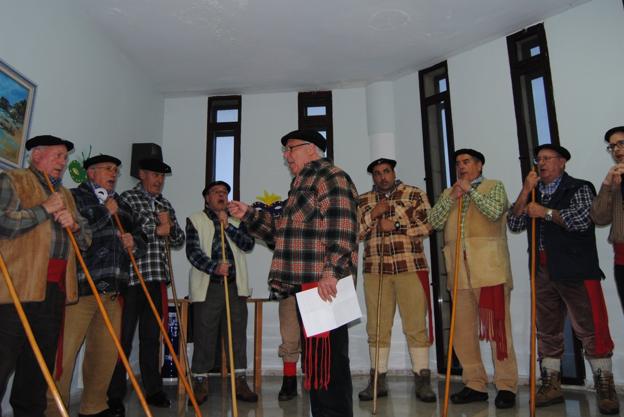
[442,179,513,289]
[0,169,78,304]
[188,211,250,302]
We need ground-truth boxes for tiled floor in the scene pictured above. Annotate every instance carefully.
[69,375,619,417]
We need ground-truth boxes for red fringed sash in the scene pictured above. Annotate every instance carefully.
[583,280,614,356]
[613,243,624,266]
[478,284,507,361]
[49,259,67,379]
[301,282,331,391]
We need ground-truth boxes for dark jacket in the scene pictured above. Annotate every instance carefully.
[538,173,604,282]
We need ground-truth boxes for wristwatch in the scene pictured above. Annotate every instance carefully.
[394,221,401,231]
[544,209,553,222]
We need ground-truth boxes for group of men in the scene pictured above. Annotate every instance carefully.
[1,125,624,417]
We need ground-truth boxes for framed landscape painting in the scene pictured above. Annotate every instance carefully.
[0,59,36,169]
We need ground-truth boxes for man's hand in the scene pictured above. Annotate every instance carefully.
[227,201,249,219]
[156,211,171,236]
[371,200,390,219]
[105,198,119,215]
[451,179,471,199]
[523,171,540,194]
[214,262,230,277]
[317,275,338,302]
[42,193,64,214]
[378,218,395,232]
[527,202,547,218]
[217,210,228,227]
[120,232,134,251]
[53,209,79,231]
[603,164,624,189]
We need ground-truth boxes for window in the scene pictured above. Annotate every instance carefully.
[507,23,560,179]
[418,61,460,375]
[507,23,585,385]
[298,91,333,159]
[206,96,241,200]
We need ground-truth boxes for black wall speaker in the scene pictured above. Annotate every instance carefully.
[130,143,162,179]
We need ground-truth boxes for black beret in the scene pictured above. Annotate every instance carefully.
[367,158,397,173]
[139,158,171,174]
[25,135,74,151]
[604,126,624,142]
[454,148,485,164]
[83,154,121,169]
[280,129,327,152]
[534,144,571,161]
[202,180,231,196]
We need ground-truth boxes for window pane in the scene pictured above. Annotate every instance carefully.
[318,130,327,139]
[530,46,541,57]
[438,78,448,94]
[216,109,238,123]
[530,77,552,145]
[307,106,326,116]
[422,66,448,98]
[215,135,234,199]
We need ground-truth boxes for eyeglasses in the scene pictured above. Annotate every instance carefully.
[533,156,561,164]
[281,143,310,153]
[606,140,624,153]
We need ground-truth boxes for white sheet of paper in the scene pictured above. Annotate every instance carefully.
[295,276,362,337]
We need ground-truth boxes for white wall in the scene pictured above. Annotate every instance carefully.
[443,0,624,384]
[1,0,163,413]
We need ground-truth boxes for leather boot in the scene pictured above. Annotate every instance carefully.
[535,368,564,407]
[358,369,388,401]
[594,370,620,415]
[414,369,436,402]
[190,376,209,406]
[278,375,297,401]
[235,375,258,402]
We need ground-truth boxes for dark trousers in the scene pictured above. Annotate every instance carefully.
[0,283,65,417]
[108,281,164,400]
[297,313,353,417]
[191,281,248,373]
[535,265,602,358]
[613,264,624,315]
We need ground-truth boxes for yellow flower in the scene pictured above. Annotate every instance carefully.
[256,190,281,205]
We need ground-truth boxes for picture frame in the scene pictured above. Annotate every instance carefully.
[0,59,36,169]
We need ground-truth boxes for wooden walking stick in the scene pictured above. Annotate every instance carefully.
[372,233,386,415]
[110,212,203,416]
[442,196,463,417]
[529,177,538,417]
[42,175,155,417]
[219,222,239,417]
[164,239,194,398]
[0,253,70,417]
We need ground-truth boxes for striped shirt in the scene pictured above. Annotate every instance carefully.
[119,183,184,286]
[243,158,359,296]
[358,181,432,274]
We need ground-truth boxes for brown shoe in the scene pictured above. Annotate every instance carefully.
[191,376,209,406]
[414,369,436,402]
[235,375,258,402]
[536,369,564,407]
[594,370,620,415]
[358,369,388,401]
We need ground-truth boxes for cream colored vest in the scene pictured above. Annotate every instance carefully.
[188,211,250,302]
[442,179,513,290]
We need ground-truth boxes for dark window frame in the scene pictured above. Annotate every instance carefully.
[206,95,242,200]
[298,91,334,160]
[418,61,461,375]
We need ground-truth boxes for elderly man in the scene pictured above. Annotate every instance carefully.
[429,149,517,409]
[357,157,435,402]
[591,126,624,315]
[229,129,358,417]
[186,180,257,404]
[508,144,618,415]
[0,135,91,417]
[46,155,145,417]
[107,158,184,414]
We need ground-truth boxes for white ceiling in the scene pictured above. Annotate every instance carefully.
[72,0,589,96]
